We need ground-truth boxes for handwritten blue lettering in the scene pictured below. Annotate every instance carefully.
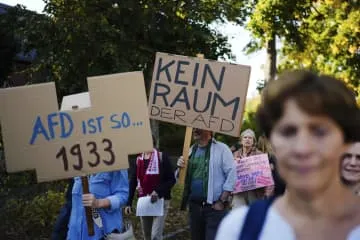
[29,116,50,145]
[47,112,58,139]
[110,112,132,129]
[29,112,73,145]
[156,57,175,82]
[201,64,225,91]
[87,118,97,134]
[170,87,190,110]
[59,112,73,139]
[152,83,170,105]
[121,112,130,128]
[174,60,190,86]
[211,93,240,121]
[95,116,104,132]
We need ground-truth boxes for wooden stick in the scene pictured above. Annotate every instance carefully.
[178,53,204,184]
[81,176,95,236]
[178,126,193,184]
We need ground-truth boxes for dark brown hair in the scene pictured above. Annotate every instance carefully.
[256,70,360,143]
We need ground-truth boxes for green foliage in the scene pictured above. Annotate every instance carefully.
[241,95,261,136]
[0,171,36,198]
[242,0,311,52]
[214,133,237,146]
[0,171,67,195]
[279,1,360,91]
[237,0,358,92]
[256,78,266,92]
[0,170,68,239]
[0,189,65,239]
[241,111,260,136]
[0,0,238,100]
[159,122,186,155]
[0,14,17,86]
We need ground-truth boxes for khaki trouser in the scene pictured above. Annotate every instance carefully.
[140,200,170,240]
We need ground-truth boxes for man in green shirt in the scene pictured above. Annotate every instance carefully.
[177,128,236,240]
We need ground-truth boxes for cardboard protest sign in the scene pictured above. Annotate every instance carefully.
[233,154,274,193]
[0,71,153,182]
[148,52,251,137]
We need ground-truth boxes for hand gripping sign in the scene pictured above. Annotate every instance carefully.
[0,71,153,182]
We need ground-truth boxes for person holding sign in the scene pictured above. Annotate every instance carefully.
[177,128,235,240]
[231,129,265,208]
[67,170,129,239]
[125,135,176,240]
[341,142,360,195]
[216,70,360,240]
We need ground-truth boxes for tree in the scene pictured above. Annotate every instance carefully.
[0,8,19,86]
[4,0,241,94]
[229,0,312,82]
[1,0,240,143]
[226,0,358,103]
[279,1,360,93]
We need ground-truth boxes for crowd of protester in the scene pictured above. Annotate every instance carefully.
[52,70,360,240]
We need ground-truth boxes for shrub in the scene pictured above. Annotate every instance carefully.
[0,190,65,239]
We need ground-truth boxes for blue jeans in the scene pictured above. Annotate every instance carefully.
[188,202,228,240]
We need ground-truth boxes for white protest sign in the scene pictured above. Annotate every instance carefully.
[148,52,251,137]
[0,71,153,182]
[136,196,164,217]
[61,92,91,110]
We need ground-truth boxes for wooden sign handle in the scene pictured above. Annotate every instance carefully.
[178,126,193,184]
[81,176,95,236]
[178,53,204,185]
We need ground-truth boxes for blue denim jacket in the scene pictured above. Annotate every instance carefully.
[67,170,129,239]
[206,140,236,203]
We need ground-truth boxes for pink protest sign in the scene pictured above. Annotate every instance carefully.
[233,153,274,193]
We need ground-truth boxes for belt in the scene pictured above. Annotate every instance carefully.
[190,199,213,208]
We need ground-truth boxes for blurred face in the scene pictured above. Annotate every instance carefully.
[241,134,254,148]
[270,99,347,193]
[193,128,212,143]
[341,143,360,184]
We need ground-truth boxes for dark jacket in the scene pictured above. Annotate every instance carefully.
[127,151,175,206]
[51,179,74,240]
[268,154,286,196]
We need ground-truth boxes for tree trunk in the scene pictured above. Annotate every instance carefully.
[265,33,277,82]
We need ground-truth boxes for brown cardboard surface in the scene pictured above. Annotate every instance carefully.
[148,52,251,137]
[0,72,153,182]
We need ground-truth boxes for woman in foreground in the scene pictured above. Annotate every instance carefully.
[216,70,360,240]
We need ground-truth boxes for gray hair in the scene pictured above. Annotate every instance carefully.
[240,129,257,146]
